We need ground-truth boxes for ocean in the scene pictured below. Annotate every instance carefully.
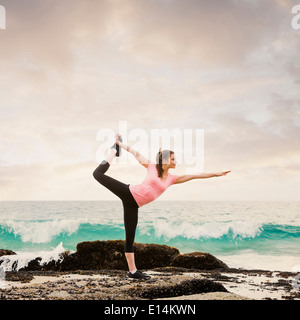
[0,201,299,272]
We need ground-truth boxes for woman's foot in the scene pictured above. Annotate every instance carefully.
[116,135,122,157]
[111,135,122,157]
[127,270,151,280]
[106,148,117,165]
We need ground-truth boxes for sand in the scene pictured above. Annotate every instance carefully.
[1,268,299,300]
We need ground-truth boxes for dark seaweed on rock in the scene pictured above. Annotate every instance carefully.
[0,240,228,272]
[128,278,228,299]
[172,252,228,271]
[0,249,16,257]
[60,240,180,271]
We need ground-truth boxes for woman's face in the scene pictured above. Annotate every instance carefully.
[167,153,176,169]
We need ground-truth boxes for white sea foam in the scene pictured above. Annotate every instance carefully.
[0,242,66,272]
[219,251,300,272]
[141,220,263,240]
[3,219,83,243]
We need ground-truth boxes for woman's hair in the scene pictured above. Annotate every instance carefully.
[156,148,174,177]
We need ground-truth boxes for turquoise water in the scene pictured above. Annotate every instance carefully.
[0,201,299,271]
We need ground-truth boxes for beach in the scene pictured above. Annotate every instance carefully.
[1,240,299,300]
[1,267,299,300]
[1,201,299,300]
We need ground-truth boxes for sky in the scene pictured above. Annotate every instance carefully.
[0,0,299,201]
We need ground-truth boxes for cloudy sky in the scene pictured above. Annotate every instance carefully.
[0,0,299,201]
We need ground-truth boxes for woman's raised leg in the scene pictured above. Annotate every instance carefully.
[92,148,130,200]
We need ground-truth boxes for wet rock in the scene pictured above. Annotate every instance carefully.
[128,278,227,299]
[60,240,180,271]
[171,252,228,271]
[15,240,179,271]
[0,249,16,257]
[134,242,180,270]
[5,271,34,283]
[48,290,71,299]
[2,241,228,273]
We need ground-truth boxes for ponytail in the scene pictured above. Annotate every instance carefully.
[156,148,164,177]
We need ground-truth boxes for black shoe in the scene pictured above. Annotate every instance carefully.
[127,270,151,280]
[111,136,122,157]
[116,135,122,157]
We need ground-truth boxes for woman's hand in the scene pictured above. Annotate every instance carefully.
[215,171,231,177]
[115,133,130,152]
[114,133,150,168]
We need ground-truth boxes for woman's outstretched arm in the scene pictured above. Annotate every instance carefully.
[174,171,231,184]
[115,134,150,168]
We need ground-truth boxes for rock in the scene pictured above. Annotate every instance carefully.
[48,291,71,299]
[0,249,16,257]
[129,278,228,299]
[171,252,228,271]
[19,240,180,271]
[134,242,180,270]
[5,271,34,283]
[75,240,126,270]
[60,240,180,271]
[2,241,228,273]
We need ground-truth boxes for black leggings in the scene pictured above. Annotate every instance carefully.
[92,160,139,253]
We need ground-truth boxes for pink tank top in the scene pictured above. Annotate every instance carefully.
[129,162,178,208]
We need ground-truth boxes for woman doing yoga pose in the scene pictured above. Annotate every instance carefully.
[93,134,231,279]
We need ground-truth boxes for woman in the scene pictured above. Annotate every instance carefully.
[93,134,231,280]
